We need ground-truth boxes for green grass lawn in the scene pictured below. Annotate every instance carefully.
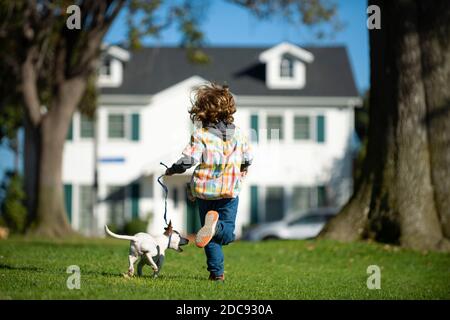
[0,237,449,299]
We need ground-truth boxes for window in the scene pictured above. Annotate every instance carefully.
[107,112,141,141]
[280,57,294,78]
[294,116,310,140]
[79,185,94,234]
[107,185,126,227]
[100,58,111,76]
[292,187,311,212]
[80,115,94,138]
[267,115,283,141]
[292,185,328,212]
[108,114,125,138]
[265,186,284,222]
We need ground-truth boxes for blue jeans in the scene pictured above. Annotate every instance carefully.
[197,197,239,277]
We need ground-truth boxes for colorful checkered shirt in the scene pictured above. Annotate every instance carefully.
[182,126,252,200]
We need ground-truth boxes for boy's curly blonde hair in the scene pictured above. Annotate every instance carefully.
[189,83,236,126]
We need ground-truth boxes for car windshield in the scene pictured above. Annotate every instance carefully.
[289,215,325,225]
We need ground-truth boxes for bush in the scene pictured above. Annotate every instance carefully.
[0,172,27,233]
[122,218,149,235]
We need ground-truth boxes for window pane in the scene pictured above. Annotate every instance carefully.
[280,57,294,78]
[265,186,284,222]
[100,58,111,76]
[80,115,94,138]
[267,116,283,141]
[79,185,94,234]
[294,116,310,140]
[108,114,125,138]
[107,185,126,227]
[292,187,311,212]
[297,215,325,224]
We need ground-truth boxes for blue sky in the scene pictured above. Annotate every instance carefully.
[0,0,369,181]
[105,0,369,92]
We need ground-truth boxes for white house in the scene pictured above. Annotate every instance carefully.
[62,42,362,237]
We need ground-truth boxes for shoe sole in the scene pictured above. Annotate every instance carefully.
[196,210,219,248]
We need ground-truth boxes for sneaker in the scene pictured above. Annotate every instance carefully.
[208,273,225,281]
[195,210,219,248]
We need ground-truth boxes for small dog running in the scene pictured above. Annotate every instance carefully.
[104,221,189,278]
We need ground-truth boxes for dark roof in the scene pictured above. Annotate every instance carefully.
[101,46,358,97]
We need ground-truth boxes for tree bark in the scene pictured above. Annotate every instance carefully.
[319,0,450,251]
[23,113,40,225]
[418,1,450,238]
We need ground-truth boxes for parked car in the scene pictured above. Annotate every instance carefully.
[241,207,338,241]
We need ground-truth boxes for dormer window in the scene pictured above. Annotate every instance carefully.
[280,57,294,78]
[97,45,130,88]
[259,42,314,90]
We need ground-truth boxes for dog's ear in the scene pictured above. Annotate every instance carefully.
[164,220,173,236]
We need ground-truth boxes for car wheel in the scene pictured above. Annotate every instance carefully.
[262,235,279,241]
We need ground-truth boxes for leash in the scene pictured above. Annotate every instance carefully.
[157,162,169,226]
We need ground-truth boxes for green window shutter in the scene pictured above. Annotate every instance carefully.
[64,184,73,223]
[131,183,140,219]
[131,113,140,141]
[250,114,259,143]
[66,119,73,141]
[250,185,259,224]
[316,115,325,143]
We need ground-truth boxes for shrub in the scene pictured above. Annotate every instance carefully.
[122,218,149,235]
[0,172,27,233]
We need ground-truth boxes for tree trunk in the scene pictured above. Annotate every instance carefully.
[418,1,450,238]
[23,113,40,225]
[319,0,450,251]
[27,79,87,237]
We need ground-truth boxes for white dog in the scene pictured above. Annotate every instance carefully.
[104,221,189,278]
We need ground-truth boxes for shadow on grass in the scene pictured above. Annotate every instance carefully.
[0,263,45,273]
[0,262,205,282]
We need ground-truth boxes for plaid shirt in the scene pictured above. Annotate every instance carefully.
[182,126,252,200]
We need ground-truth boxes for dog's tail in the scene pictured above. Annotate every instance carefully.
[104,225,137,241]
